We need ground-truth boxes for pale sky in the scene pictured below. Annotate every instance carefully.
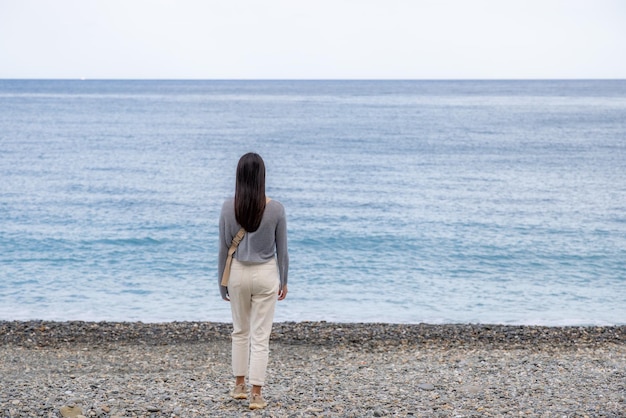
[1,0,625,79]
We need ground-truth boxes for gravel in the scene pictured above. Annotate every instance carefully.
[1,321,624,417]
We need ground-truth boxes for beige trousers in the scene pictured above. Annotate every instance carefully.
[228,258,279,386]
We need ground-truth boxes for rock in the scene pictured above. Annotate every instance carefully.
[146,406,161,412]
[459,384,482,394]
[418,383,436,391]
[305,407,323,413]
[59,405,84,418]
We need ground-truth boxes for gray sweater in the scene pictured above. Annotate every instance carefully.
[218,199,289,299]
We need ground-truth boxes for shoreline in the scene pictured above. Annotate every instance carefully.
[1,320,623,349]
[1,321,624,416]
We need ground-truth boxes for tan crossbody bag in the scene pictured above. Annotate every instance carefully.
[221,198,271,287]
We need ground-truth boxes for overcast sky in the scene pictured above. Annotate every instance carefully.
[1,0,624,79]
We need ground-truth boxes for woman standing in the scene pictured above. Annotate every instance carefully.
[218,152,289,410]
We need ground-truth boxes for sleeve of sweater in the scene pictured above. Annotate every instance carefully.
[217,204,229,299]
[275,204,289,289]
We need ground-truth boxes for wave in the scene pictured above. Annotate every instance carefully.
[87,237,163,246]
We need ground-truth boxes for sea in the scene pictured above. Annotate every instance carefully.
[1,79,625,326]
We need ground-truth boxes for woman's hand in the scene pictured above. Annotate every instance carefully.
[278,285,288,301]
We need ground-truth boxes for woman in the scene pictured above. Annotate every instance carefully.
[218,152,289,410]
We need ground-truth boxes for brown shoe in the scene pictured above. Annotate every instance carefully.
[230,383,247,400]
[249,393,267,410]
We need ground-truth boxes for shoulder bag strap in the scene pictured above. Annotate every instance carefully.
[221,227,245,287]
[221,197,272,287]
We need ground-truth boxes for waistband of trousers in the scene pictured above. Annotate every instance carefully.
[232,257,276,267]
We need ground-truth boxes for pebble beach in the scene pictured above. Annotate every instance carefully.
[1,321,624,417]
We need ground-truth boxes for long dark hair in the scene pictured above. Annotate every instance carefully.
[234,152,266,232]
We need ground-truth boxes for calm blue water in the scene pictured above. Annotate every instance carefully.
[1,80,625,325]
